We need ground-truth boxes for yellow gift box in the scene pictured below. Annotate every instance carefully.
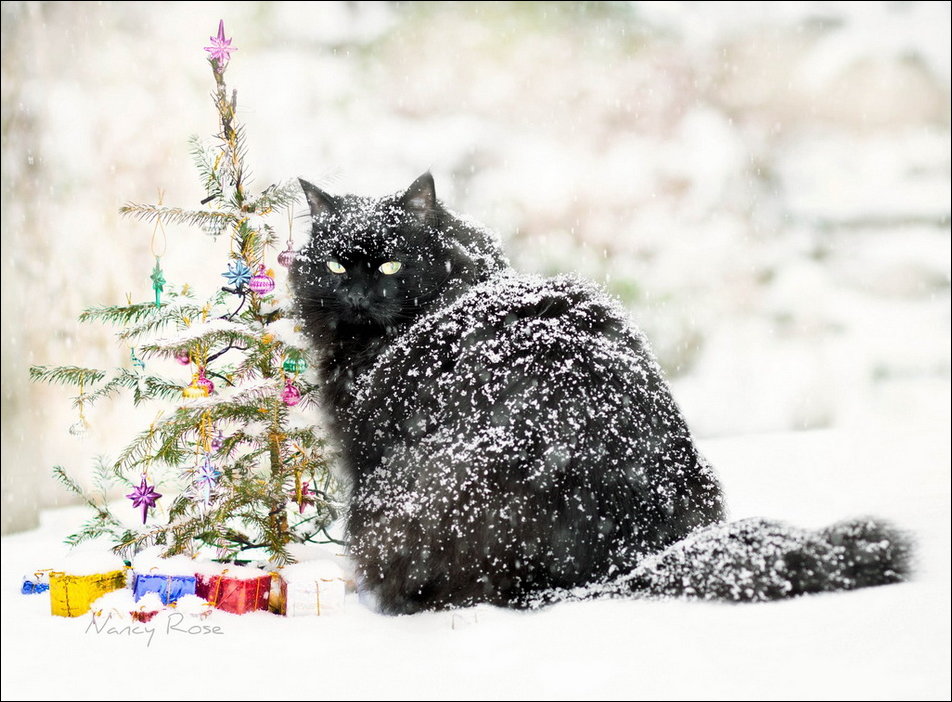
[49,569,128,617]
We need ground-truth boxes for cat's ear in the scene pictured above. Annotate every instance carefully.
[299,178,336,219]
[400,171,437,224]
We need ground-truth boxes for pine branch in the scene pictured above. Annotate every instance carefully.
[117,306,206,341]
[189,135,224,202]
[135,376,191,405]
[64,517,117,548]
[250,181,303,213]
[30,365,105,387]
[53,463,129,547]
[52,465,98,509]
[114,401,275,476]
[120,203,239,229]
[225,125,249,189]
[236,509,294,565]
[215,430,257,458]
[113,423,164,475]
[92,457,131,493]
[145,318,260,355]
[179,382,283,413]
[116,522,194,557]
[282,427,327,450]
[310,526,346,547]
[79,302,160,327]
[219,527,266,551]
[84,370,187,407]
[166,494,195,521]
[219,444,270,476]
[82,369,139,405]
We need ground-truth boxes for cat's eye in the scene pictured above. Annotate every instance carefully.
[326,261,346,274]
[379,261,402,275]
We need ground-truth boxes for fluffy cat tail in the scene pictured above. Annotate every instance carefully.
[628,517,913,602]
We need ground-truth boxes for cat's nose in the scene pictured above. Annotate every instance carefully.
[345,291,370,311]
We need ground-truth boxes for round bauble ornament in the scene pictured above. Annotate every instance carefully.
[248,265,275,295]
[68,420,88,437]
[197,369,215,395]
[277,248,297,267]
[183,373,209,398]
[281,379,301,406]
[283,357,308,374]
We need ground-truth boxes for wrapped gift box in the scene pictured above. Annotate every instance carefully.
[130,592,165,623]
[132,573,196,605]
[21,569,52,595]
[89,589,164,623]
[130,551,199,605]
[278,560,347,616]
[49,555,128,618]
[194,564,271,615]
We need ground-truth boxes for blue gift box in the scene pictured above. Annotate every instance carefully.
[21,580,50,595]
[132,572,196,605]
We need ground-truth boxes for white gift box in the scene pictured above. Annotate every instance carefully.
[279,560,347,616]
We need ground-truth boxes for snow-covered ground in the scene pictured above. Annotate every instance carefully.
[3,425,948,700]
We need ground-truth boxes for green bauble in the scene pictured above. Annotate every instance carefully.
[283,357,308,374]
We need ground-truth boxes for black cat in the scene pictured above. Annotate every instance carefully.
[289,173,911,614]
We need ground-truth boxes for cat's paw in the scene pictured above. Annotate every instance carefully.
[821,517,915,588]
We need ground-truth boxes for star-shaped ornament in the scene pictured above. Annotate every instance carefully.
[297,481,316,514]
[222,260,253,288]
[127,476,162,524]
[194,455,222,508]
[204,20,236,66]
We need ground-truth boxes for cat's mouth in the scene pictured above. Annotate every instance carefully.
[345,309,384,326]
[340,301,399,329]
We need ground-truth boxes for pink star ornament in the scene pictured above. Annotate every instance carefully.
[204,20,237,65]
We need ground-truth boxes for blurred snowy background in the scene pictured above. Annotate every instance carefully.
[2,1,949,535]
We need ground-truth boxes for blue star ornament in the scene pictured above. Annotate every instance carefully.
[222,260,253,288]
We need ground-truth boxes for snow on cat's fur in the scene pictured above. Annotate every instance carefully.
[290,173,911,614]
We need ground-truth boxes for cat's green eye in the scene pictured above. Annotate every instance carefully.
[326,261,346,274]
[379,261,402,275]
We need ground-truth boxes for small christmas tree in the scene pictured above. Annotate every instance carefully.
[30,21,339,564]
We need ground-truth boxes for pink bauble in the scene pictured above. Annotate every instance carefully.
[175,351,191,365]
[281,380,301,407]
[277,248,297,267]
[197,370,215,395]
[248,265,276,294]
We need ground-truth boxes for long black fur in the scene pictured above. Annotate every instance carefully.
[289,173,911,614]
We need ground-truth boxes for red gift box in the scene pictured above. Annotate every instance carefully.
[131,608,161,623]
[195,568,271,615]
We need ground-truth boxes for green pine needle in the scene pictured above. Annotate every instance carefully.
[30,365,105,387]
[119,203,238,229]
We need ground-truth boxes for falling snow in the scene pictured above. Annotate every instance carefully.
[2,2,948,698]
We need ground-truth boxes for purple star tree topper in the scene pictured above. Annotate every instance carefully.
[204,20,236,66]
[127,476,162,524]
